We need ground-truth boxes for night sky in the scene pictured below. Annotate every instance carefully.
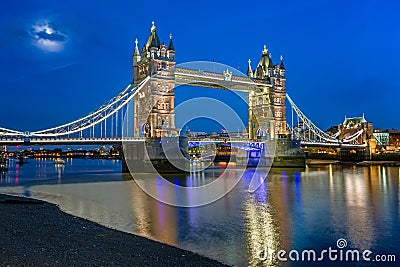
[0,0,399,133]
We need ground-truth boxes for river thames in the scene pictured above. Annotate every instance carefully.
[0,159,399,266]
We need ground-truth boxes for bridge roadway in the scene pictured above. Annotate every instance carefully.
[0,137,367,149]
[0,137,141,146]
[299,141,367,148]
[0,137,250,146]
[174,67,269,92]
[189,138,367,148]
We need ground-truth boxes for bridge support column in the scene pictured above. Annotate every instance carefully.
[122,141,151,173]
[122,137,189,174]
[271,140,305,168]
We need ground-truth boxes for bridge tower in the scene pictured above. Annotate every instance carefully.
[132,22,177,138]
[247,45,287,140]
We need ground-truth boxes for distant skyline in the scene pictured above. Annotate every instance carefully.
[0,0,399,133]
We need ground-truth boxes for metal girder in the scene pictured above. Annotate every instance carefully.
[286,94,339,143]
[0,127,23,136]
[342,129,364,144]
[29,77,150,137]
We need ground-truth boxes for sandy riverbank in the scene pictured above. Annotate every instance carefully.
[0,194,229,267]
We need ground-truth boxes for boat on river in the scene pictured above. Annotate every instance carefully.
[54,158,65,165]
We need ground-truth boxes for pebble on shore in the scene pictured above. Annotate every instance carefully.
[0,194,229,267]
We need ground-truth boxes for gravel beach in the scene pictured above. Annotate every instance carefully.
[0,194,229,267]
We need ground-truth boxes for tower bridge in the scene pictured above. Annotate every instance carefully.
[0,22,373,165]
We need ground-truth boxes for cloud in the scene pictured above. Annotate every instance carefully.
[30,20,68,52]
[35,30,67,42]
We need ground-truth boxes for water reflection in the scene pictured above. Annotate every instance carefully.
[55,164,64,181]
[344,167,375,250]
[0,160,399,266]
[243,171,281,267]
[0,171,7,184]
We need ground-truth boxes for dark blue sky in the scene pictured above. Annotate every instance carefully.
[0,0,399,132]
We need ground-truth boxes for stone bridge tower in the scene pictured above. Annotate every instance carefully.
[247,45,287,140]
[132,22,177,138]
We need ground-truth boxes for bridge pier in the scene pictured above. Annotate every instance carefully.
[122,137,189,174]
[233,141,275,167]
[122,142,145,173]
[271,139,306,167]
[230,140,306,168]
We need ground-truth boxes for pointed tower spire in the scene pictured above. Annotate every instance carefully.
[279,54,285,69]
[262,44,268,55]
[167,33,175,51]
[247,59,253,77]
[150,34,159,48]
[134,38,140,55]
[133,38,141,66]
[258,44,270,73]
[167,32,175,61]
[268,53,274,69]
[146,21,161,49]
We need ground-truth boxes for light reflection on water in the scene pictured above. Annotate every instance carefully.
[0,159,399,267]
